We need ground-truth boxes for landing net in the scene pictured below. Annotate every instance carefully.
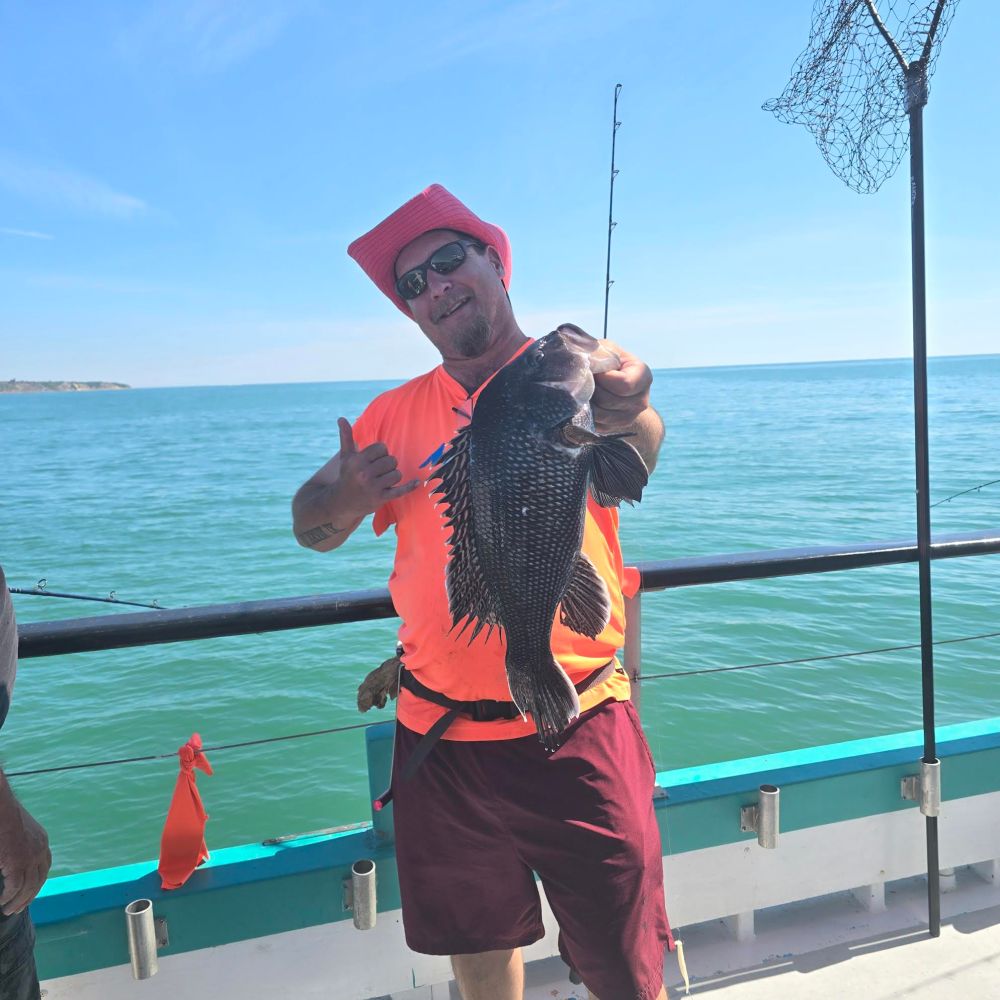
[763,0,958,193]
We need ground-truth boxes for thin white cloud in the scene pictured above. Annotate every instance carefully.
[119,0,298,75]
[419,1,576,65]
[0,227,53,240]
[0,154,147,219]
[338,0,654,87]
[262,228,352,247]
[5,271,181,295]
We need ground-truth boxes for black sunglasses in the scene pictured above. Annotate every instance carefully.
[395,239,483,301]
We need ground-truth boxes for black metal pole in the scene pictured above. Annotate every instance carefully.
[906,59,941,939]
[602,83,622,340]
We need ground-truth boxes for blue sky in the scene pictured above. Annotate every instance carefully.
[0,1,996,387]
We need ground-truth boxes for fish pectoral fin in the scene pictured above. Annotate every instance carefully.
[559,422,648,505]
[587,433,648,508]
[559,552,611,639]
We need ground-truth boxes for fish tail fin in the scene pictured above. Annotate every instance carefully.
[508,659,580,752]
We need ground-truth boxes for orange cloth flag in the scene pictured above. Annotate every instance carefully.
[157,733,213,890]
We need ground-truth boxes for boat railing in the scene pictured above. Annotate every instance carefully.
[17,530,1000,679]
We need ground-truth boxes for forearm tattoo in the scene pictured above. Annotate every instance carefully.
[296,522,346,547]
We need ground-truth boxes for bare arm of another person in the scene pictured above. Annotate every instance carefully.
[292,417,420,552]
[0,772,51,916]
[0,573,52,915]
[591,343,665,474]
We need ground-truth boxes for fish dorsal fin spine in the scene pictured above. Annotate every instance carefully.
[430,424,501,639]
[559,552,611,639]
[560,423,649,508]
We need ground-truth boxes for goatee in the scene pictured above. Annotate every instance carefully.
[453,315,492,358]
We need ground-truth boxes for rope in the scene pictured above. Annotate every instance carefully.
[5,721,378,778]
[8,629,999,779]
[639,629,1000,681]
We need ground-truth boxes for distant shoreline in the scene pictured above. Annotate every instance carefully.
[1,380,131,394]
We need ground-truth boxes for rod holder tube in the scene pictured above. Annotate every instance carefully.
[125,899,158,980]
[757,785,780,849]
[351,859,376,930]
[739,785,780,849]
[920,759,941,817]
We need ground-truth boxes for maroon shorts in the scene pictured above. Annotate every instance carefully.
[391,698,673,1000]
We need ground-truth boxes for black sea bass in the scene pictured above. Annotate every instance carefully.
[432,324,648,749]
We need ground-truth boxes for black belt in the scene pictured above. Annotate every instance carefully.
[399,669,527,722]
[373,660,619,811]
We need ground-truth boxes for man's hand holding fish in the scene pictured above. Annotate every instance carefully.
[294,185,673,1000]
[590,341,664,472]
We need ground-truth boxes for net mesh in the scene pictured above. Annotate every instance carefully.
[764,0,958,193]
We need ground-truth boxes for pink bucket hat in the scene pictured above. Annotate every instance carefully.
[347,184,512,318]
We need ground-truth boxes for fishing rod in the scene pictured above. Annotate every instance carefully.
[8,580,163,610]
[602,82,622,340]
[931,478,1000,508]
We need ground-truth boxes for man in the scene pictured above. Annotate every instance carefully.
[293,185,671,1000]
[0,568,52,1000]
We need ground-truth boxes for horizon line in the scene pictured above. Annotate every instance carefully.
[6,351,998,392]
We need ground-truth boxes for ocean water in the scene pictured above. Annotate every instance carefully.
[1,355,998,877]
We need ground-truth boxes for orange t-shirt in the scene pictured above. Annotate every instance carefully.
[352,348,636,740]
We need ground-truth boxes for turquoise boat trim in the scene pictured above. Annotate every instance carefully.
[33,824,382,925]
[656,715,1000,804]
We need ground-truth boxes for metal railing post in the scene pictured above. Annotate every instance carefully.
[624,592,642,712]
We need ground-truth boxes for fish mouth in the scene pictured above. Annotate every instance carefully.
[554,324,622,374]
[585,343,622,375]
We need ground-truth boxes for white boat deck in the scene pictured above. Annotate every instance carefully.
[478,869,1000,1000]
